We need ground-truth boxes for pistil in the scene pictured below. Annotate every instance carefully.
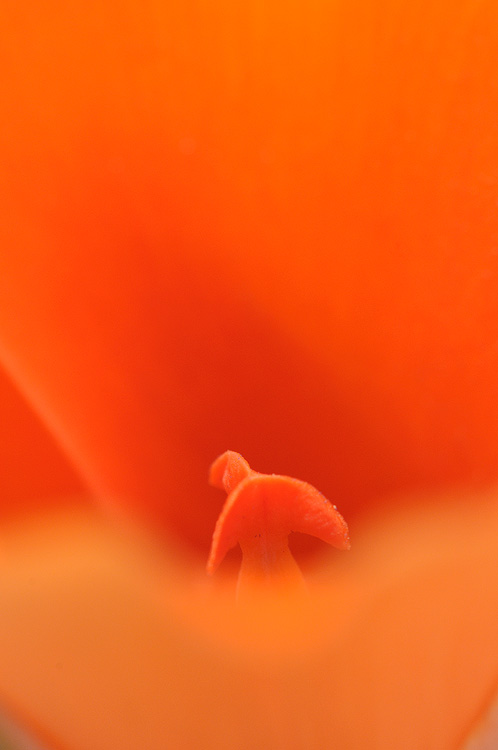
[207,451,350,597]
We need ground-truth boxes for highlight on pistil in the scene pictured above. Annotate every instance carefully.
[207,451,350,596]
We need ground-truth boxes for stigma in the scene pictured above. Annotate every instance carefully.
[207,451,350,597]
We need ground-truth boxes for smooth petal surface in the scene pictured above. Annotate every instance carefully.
[1,1,498,554]
[1,490,498,750]
[464,692,498,750]
[0,367,83,518]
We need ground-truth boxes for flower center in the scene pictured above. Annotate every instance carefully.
[207,451,350,598]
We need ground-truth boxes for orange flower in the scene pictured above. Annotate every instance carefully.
[1,1,498,748]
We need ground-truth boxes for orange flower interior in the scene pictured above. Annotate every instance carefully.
[1,1,498,749]
[1,1,498,558]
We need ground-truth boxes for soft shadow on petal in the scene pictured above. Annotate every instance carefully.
[0,366,83,519]
[463,687,498,750]
[206,0,498,501]
[0,229,421,555]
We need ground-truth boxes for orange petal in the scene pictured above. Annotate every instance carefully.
[0,365,83,519]
[1,2,498,542]
[1,489,498,749]
[464,689,498,749]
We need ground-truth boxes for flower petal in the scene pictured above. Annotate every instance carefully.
[1,1,498,550]
[0,365,83,518]
[1,489,498,749]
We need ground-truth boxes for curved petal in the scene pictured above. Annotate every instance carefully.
[0,365,83,518]
[464,689,498,750]
[1,0,498,550]
[1,489,498,749]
